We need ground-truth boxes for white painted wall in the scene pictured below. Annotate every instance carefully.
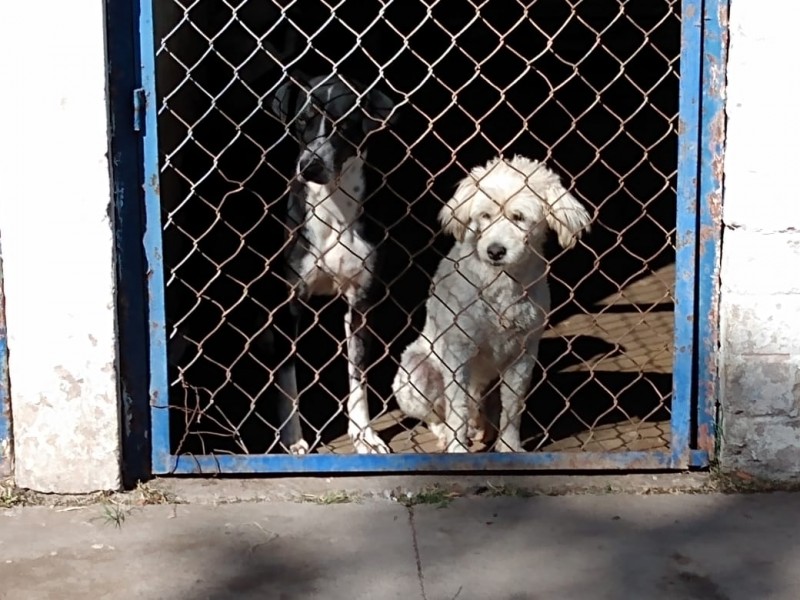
[0,2,120,491]
[720,0,800,476]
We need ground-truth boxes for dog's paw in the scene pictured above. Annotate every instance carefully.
[352,429,391,454]
[429,422,449,450]
[467,420,486,444]
[445,438,470,453]
[494,438,524,453]
[289,440,310,455]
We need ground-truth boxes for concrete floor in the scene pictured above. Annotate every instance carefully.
[1,489,798,600]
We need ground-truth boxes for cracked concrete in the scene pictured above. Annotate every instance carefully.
[2,492,800,599]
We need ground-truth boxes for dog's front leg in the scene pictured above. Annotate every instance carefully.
[495,354,535,452]
[466,375,494,446]
[274,299,309,455]
[344,304,390,454]
[443,365,471,453]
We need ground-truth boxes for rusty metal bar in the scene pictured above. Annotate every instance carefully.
[693,0,728,461]
[0,238,12,477]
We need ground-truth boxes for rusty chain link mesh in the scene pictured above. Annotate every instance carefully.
[153,0,679,456]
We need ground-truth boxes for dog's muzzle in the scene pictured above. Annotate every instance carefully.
[297,154,330,184]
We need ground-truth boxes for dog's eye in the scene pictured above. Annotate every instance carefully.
[511,212,525,223]
[479,212,491,221]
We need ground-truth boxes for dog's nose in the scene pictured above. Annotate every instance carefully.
[487,243,507,261]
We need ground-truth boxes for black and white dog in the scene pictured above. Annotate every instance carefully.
[268,74,397,454]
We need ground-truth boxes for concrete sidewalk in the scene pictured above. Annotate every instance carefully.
[1,491,798,600]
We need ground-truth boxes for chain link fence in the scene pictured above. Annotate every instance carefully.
[152,0,680,457]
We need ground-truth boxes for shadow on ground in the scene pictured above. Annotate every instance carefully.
[160,493,800,600]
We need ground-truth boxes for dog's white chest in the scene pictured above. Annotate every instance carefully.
[309,217,373,292]
[484,281,543,332]
[299,169,374,296]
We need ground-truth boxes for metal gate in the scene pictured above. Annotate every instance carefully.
[122,0,724,475]
[0,242,10,477]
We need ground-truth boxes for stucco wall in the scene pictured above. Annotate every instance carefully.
[0,1,120,491]
[719,0,800,476]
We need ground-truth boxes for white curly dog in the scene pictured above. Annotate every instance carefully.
[392,155,592,453]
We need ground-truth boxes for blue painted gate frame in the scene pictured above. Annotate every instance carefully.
[0,240,11,476]
[121,0,726,476]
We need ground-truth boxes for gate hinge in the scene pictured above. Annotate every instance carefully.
[132,88,146,132]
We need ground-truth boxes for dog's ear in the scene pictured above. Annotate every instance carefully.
[510,155,592,249]
[269,73,308,122]
[270,80,295,122]
[439,173,479,241]
[362,87,397,133]
[543,185,592,249]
